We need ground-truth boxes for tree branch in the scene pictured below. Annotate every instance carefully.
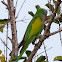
[1,1,9,10]
[49,29,62,36]
[7,0,18,59]
[33,47,52,59]
[54,13,62,19]
[1,1,8,7]
[0,38,11,51]
[16,0,26,18]
[45,13,62,24]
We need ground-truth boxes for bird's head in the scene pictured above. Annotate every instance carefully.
[35,5,47,17]
[35,5,47,23]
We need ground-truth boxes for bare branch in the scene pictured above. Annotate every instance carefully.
[7,0,18,58]
[8,37,12,42]
[16,17,30,23]
[43,42,48,62]
[1,1,8,7]
[0,38,11,51]
[49,29,62,36]
[54,13,62,19]
[16,0,26,18]
[1,1,9,10]
[15,0,18,10]
[33,47,52,59]
[6,23,8,61]
[45,13,62,24]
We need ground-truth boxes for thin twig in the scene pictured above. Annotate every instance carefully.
[14,0,19,16]
[3,34,5,60]
[1,1,9,10]
[16,0,26,18]
[6,22,8,61]
[58,21,62,46]
[59,22,61,40]
[39,29,62,37]
[54,13,62,19]
[43,42,48,62]
[0,38,11,51]
[15,0,18,11]
[33,47,52,59]
[8,37,12,42]
[1,1,8,7]
[49,29,62,36]
[16,18,30,23]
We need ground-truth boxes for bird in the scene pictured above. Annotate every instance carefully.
[16,5,47,62]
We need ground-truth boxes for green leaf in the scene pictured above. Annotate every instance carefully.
[0,19,10,32]
[0,19,9,24]
[59,19,62,22]
[53,19,59,24]
[47,16,50,19]
[45,3,54,13]
[25,50,31,57]
[54,56,62,61]
[36,56,46,62]
[10,56,27,61]
[9,51,12,56]
[53,1,57,4]
[23,58,27,62]
[0,24,5,32]
[28,11,34,17]
[11,56,18,61]
[0,50,2,54]
[57,6,60,14]
[42,60,46,62]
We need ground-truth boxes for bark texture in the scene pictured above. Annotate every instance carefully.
[7,0,18,59]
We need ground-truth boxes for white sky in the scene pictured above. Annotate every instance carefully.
[0,0,62,62]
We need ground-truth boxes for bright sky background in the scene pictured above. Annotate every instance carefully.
[0,0,62,62]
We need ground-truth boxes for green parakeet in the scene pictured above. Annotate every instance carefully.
[16,5,47,62]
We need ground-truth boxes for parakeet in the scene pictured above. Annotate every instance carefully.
[16,5,47,62]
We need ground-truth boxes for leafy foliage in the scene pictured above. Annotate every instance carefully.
[46,3,54,13]
[45,1,60,15]
[54,56,62,61]
[45,1,61,18]
[47,16,59,24]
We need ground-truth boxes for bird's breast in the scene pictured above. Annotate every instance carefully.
[29,17,43,37]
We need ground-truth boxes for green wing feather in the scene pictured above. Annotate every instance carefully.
[16,7,47,62]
